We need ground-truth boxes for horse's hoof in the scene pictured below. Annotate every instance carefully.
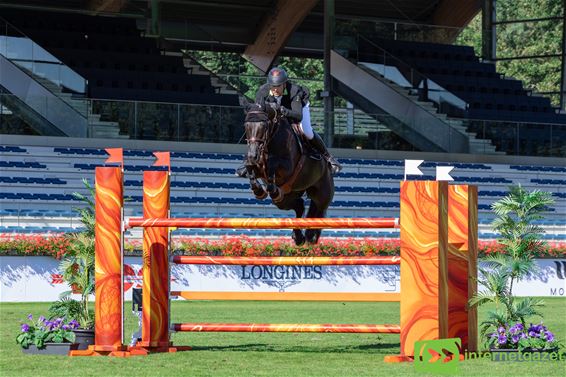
[253,189,268,200]
[292,230,305,246]
[305,230,320,244]
[270,187,284,203]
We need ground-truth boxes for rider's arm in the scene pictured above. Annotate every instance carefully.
[282,96,303,121]
[255,85,268,109]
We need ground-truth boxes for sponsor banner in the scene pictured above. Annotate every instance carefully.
[0,256,564,302]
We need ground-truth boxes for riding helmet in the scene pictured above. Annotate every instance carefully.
[267,67,288,86]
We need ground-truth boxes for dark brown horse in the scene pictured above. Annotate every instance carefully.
[243,105,334,245]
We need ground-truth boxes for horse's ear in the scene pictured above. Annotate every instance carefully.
[243,101,263,114]
[266,104,276,120]
[240,97,251,111]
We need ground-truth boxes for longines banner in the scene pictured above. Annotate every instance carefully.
[1,256,565,302]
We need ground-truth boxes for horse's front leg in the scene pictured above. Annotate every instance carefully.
[266,161,284,203]
[248,169,267,200]
[266,174,284,203]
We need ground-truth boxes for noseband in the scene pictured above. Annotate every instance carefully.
[245,111,278,148]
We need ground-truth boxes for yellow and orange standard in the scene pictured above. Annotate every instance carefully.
[384,181,477,362]
[71,166,127,356]
[385,181,449,362]
[136,170,173,351]
[447,185,478,352]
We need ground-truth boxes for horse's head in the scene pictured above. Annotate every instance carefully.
[244,105,271,164]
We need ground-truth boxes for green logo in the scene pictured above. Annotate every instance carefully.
[414,338,461,375]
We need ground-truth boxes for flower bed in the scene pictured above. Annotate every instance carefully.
[1,233,565,258]
[17,314,79,349]
[0,234,71,259]
[489,322,558,351]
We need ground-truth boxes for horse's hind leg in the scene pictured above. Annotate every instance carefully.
[304,177,333,244]
[304,201,323,244]
[291,198,305,246]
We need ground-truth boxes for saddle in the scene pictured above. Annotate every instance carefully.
[290,123,322,161]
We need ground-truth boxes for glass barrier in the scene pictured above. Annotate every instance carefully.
[89,99,246,143]
[0,17,87,94]
[1,93,564,157]
[0,93,41,136]
[464,118,566,157]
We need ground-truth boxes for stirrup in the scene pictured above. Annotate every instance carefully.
[330,163,342,175]
[328,157,342,175]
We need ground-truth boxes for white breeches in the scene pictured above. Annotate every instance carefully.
[298,103,314,140]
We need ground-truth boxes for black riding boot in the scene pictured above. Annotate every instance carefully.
[309,133,342,175]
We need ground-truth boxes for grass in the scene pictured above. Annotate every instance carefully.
[0,299,565,377]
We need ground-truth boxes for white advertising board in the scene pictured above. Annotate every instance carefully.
[1,256,564,302]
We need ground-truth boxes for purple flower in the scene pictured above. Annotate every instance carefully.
[62,325,70,330]
[490,332,498,339]
[38,316,46,323]
[27,314,33,320]
[498,334,507,345]
[520,332,527,339]
[69,320,80,329]
[528,330,538,338]
[509,325,518,335]
[21,324,30,332]
[511,334,520,344]
[545,331,555,342]
[515,323,524,331]
[498,326,506,333]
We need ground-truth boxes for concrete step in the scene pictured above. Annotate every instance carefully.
[366,69,503,155]
[218,89,238,95]
[90,120,118,127]
[162,51,183,57]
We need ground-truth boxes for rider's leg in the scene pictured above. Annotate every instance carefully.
[299,103,342,175]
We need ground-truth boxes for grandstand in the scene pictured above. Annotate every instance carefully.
[0,0,564,240]
[1,141,564,241]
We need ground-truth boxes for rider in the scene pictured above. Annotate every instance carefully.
[236,67,342,177]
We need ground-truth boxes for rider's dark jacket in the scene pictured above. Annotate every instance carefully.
[255,82,309,124]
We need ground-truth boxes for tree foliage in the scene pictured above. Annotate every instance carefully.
[457,0,563,106]
[186,50,324,106]
[190,0,562,108]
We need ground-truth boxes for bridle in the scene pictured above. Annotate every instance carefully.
[245,110,279,150]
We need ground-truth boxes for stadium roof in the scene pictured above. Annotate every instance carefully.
[0,0,480,70]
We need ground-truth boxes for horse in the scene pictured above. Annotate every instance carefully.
[242,105,334,245]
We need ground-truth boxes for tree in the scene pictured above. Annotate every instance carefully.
[456,0,563,107]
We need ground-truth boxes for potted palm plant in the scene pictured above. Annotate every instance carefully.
[469,185,561,360]
[48,179,95,350]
